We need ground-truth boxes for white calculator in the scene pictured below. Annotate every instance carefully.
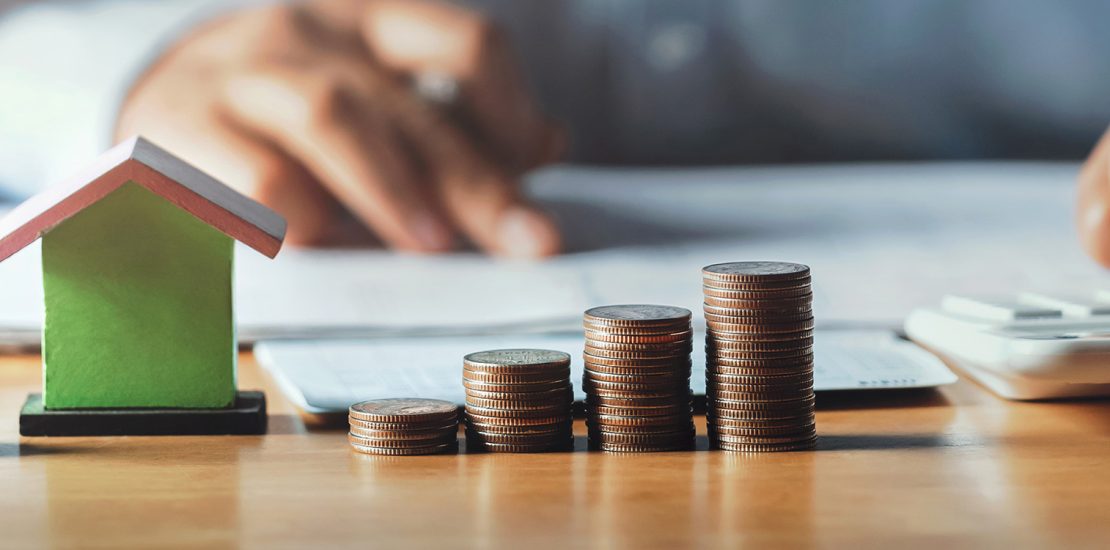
[904,292,1110,400]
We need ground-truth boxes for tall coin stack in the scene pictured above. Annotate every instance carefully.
[348,398,460,456]
[463,349,574,453]
[582,305,696,452]
[702,262,817,452]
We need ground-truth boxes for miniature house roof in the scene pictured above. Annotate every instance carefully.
[0,136,286,261]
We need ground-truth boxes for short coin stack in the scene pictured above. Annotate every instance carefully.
[348,398,460,455]
[463,349,574,453]
[702,262,817,452]
[582,305,696,452]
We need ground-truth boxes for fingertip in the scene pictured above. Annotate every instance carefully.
[408,211,457,253]
[496,206,561,259]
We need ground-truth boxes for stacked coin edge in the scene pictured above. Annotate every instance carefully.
[702,262,818,452]
[463,349,575,453]
[583,305,696,452]
[348,398,460,456]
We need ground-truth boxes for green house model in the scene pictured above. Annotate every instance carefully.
[0,137,286,410]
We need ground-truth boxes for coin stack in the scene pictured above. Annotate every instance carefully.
[702,262,817,452]
[347,398,460,456]
[463,349,574,453]
[582,305,696,452]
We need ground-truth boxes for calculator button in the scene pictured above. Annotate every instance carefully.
[1018,292,1110,318]
[941,295,1062,321]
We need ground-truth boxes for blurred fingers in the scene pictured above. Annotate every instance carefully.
[361,0,563,171]
[1078,128,1110,267]
[386,86,560,257]
[219,63,454,252]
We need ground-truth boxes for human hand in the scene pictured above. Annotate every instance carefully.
[115,0,563,256]
[1078,127,1110,266]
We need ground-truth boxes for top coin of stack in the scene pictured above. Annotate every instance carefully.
[702,262,817,452]
[348,398,460,456]
[582,305,695,452]
[463,349,574,453]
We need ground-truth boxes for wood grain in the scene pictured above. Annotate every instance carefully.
[0,353,1107,548]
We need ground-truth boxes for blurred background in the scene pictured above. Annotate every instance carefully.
[2,0,1110,257]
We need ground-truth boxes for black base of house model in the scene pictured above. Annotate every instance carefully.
[18,391,267,436]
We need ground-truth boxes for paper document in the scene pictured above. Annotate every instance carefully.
[1,162,1106,345]
[255,330,957,413]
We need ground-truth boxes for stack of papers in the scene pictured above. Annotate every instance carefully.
[0,161,1103,346]
[256,330,957,413]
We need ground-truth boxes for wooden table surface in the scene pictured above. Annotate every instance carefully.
[0,353,1107,549]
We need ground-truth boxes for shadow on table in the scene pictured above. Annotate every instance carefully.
[816,388,951,410]
[815,433,964,451]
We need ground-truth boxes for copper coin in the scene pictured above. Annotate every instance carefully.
[705,318,815,334]
[702,285,813,299]
[464,402,572,417]
[348,431,458,449]
[708,409,815,423]
[703,310,814,325]
[587,421,694,435]
[715,435,818,453]
[584,329,693,344]
[583,321,692,336]
[704,328,814,342]
[463,411,572,425]
[584,304,692,327]
[584,339,694,353]
[463,379,570,394]
[583,354,692,368]
[465,429,571,445]
[707,353,814,368]
[590,413,694,427]
[583,369,689,384]
[464,385,572,402]
[710,411,816,424]
[349,441,458,456]
[585,387,689,400]
[702,262,810,283]
[709,422,816,437]
[707,376,814,389]
[708,399,815,415]
[464,419,571,434]
[706,370,814,385]
[702,277,812,292]
[709,392,816,407]
[708,413,815,428]
[703,302,812,317]
[589,431,695,446]
[586,393,691,407]
[584,347,691,361]
[703,293,813,309]
[347,422,459,440]
[706,337,815,352]
[467,440,573,453]
[462,368,570,384]
[583,376,690,391]
[588,404,692,417]
[349,398,459,424]
[463,349,571,373]
[712,428,817,445]
[707,346,814,360]
[584,362,692,377]
[594,442,694,453]
[710,384,816,402]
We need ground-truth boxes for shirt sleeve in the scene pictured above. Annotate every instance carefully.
[0,0,263,199]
